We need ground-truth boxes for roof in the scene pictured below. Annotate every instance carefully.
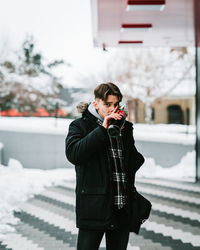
[91,0,198,48]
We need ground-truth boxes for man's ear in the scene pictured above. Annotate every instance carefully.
[93,100,99,110]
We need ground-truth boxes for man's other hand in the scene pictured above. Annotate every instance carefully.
[102,106,122,129]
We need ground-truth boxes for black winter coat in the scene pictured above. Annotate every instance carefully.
[65,108,145,233]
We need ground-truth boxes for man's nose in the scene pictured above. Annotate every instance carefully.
[109,105,115,112]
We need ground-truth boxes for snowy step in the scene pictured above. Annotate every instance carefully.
[40,189,75,206]
[20,200,200,248]
[62,181,76,190]
[152,202,200,222]
[60,181,200,220]
[19,201,139,249]
[143,220,200,247]
[137,186,200,205]
[20,202,78,234]
[14,221,75,250]
[127,244,140,250]
[136,178,200,193]
[63,178,200,195]
[2,232,44,250]
[37,189,200,232]
[43,186,200,222]
[59,183,200,222]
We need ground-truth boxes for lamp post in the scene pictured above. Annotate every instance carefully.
[55,102,59,127]
[0,97,2,117]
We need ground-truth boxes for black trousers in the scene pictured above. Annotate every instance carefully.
[77,206,130,250]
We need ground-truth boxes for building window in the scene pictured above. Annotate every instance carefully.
[167,105,183,124]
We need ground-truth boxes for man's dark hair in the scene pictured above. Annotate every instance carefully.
[94,82,123,102]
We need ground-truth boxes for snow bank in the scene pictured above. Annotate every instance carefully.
[134,123,195,145]
[0,158,75,240]
[0,117,196,145]
[0,117,73,135]
[136,151,195,181]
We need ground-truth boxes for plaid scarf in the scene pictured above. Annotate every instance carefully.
[108,134,128,209]
[96,118,127,209]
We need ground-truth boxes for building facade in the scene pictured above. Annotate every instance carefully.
[127,96,195,125]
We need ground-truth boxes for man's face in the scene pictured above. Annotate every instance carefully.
[93,95,120,120]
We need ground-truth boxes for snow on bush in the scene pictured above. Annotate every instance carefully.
[137,151,195,180]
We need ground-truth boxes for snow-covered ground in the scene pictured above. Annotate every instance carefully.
[134,123,195,145]
[0,116,196,143]
[0,116,73,134]
[136,151,195,181]
[0,116,196,238]
[0,159,75,240]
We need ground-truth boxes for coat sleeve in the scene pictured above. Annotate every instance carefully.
[65,120,108,165]
[130,134,145,172]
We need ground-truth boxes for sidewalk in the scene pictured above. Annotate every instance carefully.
[1,178,200,250]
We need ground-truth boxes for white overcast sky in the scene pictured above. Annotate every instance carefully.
[0,0,108,86]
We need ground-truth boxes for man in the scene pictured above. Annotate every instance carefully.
[65,82,145,250]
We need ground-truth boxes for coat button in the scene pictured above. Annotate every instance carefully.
[81,189,85,193]
[110,224,114,228]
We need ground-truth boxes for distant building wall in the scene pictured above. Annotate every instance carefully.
[152,97,195,125]
[127,96,195,125]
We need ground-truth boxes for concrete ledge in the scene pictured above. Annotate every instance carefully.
[0,130,72,169]
[135,140,194,168]
[0,129,195,169]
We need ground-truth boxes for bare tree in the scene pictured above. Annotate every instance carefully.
[91,47,195,123]
[0,35,69,115]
